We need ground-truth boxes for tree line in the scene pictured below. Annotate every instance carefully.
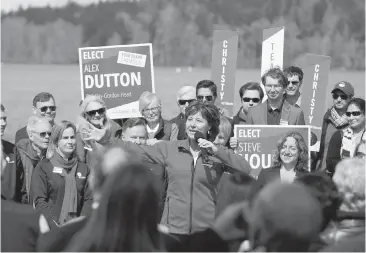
[1,0,365,70]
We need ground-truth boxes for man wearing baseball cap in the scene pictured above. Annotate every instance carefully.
[314,81,354,172]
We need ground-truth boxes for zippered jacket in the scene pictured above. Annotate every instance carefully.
[114,139,251,235]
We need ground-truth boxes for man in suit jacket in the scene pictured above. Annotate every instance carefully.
[246,68,305,125]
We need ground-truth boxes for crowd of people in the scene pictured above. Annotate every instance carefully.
[1,66,365,252]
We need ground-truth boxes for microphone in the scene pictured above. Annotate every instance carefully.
[194,132,209,161]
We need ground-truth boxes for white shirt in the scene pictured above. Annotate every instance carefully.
[147,123,159,135]
[280,167,296,183]
[190,147,200,167]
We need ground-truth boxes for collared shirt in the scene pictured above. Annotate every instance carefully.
[267,101,284,125]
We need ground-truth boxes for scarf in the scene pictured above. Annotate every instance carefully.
[341,127,365,159]
[77,116,112,145]
[50,149,78,225]
[329,107,349,127]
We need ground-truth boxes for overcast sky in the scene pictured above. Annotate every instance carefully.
[1,0,108,12]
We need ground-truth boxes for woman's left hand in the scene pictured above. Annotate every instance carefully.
[198,139,218,154]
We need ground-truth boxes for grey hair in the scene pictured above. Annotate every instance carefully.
[26,116,51,136]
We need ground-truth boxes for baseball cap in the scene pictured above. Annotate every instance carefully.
[331,81,354,97]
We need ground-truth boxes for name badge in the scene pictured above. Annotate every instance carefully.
[77,172,86,179]
[5,157,14,163]
[279,119,289,125]
[52,167,63,174]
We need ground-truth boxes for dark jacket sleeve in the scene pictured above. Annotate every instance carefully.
[215,147,251,174]
[15,147,28,204]
[186,228,229,252]
[80,169,93,217]
[326,130,342,174]
[30,161,58,226]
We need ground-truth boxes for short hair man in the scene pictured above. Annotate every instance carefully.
[121,118,148,145]
[283,66,304,107]
[16,116,52,204]
[15,92,56,144]
[315,81,354,172]
[170,86,196,140]
[246,68,305,125]
[196,80,230,117]
[233,82,264,125]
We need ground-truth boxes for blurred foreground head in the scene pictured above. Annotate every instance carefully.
[249,180,322,252]
[67,161,164,252]
[333,158,365,213]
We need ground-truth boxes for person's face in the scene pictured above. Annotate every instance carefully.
[85,101,106,127]
[0,110,7,137]
[30,121,52,150]
[142,99,161,124]
[241,90,261,114]
[264,76,285,102]
[286,75,301,97]
[332,90,351,111]
[33,99,56,122]
[185,112,211,140]
[346,104,365,130]
[122,125,147,145]
[178,94,196,116]
[197,88,216,104]
[58,127,76,157]
[280,137,299,166]
[213,129,229,147]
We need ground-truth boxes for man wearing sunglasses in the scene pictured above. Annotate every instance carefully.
[15,116,52,204]
[283,66,303,107]
[15,92,56,144]
[170,86,196,140]
[315,81,354,172]
[196,80,230,118]
[246,68,305,125]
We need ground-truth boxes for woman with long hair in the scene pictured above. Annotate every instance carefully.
[256,131,309,187]
[110,101,251,244]
[30,121,92,228]
[326,98,365,176]
[66,163,165,252]
[76,95,121,169]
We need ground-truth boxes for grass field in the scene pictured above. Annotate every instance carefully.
[1,64,365,143]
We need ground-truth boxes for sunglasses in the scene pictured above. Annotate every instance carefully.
[288,81,300,85]
[242,97,260,103]
[346,111,362,117]
[178,99,195,106]
[197,95,214,102]
[86,108,106,117]
[40,106,56,113]
[332,94,348,100]
[38,131,51,138]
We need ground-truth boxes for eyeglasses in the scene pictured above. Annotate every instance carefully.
[37,131,51,138]
[197,95,214,102]
[86,108,106,117]
[142,107,160,115]
[265,84,283,89]
[242,97,260,103]
[40,106,56,113]
[332,94,348,100]
[178,99,195,106]
[346,111,362,117]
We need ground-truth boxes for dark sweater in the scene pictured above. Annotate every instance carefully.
[15,125,29,144]
[30,159,93,227]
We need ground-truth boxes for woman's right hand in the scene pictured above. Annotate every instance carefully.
[229,137,238,149]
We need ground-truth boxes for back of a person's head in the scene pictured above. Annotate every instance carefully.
[226,172,256,205]
[249,180,322,252]
[333,158,365,213]
[67,162,164,252]
[296,173,342,231]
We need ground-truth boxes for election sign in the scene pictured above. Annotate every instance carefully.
[300,54,331,152]
[234,125,311,179]
[79,43,155,119]
[211,30,238,116]
[260,26,285,101]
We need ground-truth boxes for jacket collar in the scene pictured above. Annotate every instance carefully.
[153,118,166,138]
[16,138,45,161]
[236,107,248,122]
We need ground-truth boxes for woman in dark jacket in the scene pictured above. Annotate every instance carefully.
[256,131,309,189]
[30,121,92,228]
[111,101,252,242]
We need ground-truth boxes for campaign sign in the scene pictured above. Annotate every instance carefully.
[260,26,285,101]
[79,43,155,119]
[211,30,238,116]
[234,125,311,178]
[300,54,331,152]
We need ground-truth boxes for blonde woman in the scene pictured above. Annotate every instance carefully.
[139,91,178,144]
[76,95,121,169]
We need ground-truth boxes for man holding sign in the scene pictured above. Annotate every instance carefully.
[246,68,305,125]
